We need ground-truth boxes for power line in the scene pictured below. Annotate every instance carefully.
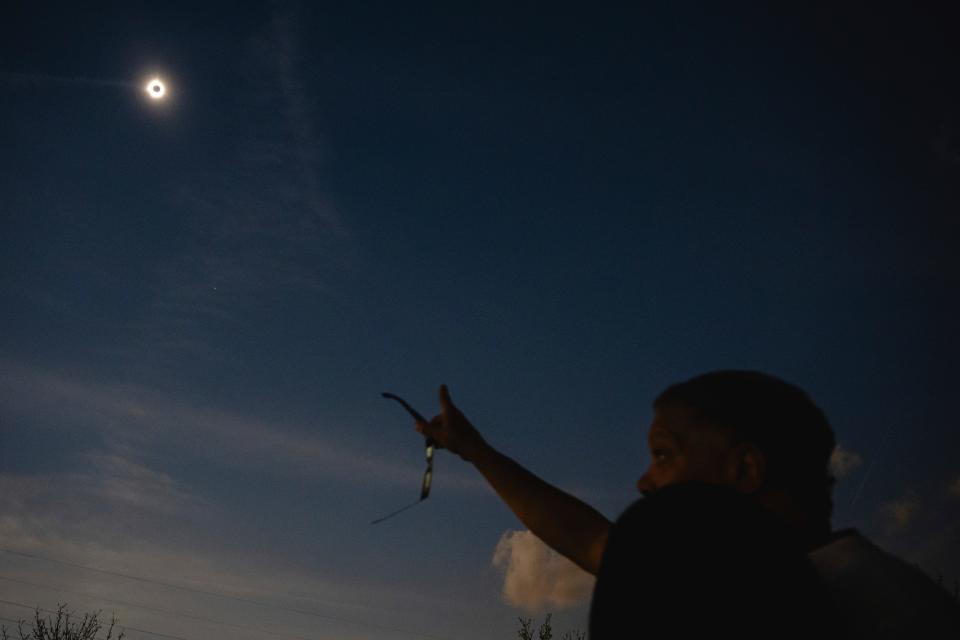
[0,598,186,640]
[0,549,451,640]
[0,574,312,640]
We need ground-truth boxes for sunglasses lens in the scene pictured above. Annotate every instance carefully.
[421,469,432,499]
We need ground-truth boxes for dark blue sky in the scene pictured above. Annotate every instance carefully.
[2,3,958,639]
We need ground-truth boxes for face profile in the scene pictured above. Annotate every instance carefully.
[637,404,762,497]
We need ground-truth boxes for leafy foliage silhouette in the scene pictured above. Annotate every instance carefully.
[1,603,125,640]
[516,613,584,640]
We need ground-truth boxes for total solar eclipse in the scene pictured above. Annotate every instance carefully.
[145,78,166,99]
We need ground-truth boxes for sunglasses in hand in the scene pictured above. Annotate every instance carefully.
[371,392,437,525]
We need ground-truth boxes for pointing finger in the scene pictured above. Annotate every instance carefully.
[439,384,454,413]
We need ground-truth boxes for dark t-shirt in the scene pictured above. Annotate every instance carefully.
[589,482,839,639]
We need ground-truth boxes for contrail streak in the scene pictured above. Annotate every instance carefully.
[851,422,897,506]
[0,70,135,88]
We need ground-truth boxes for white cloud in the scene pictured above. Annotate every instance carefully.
[881,494,919,529]
[829,444,863,479]
[491,530,594,613]
[948,476,960,498]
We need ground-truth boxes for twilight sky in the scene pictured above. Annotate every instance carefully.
[1,3,958,639]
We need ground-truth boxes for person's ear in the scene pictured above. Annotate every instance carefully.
[727,443,766,493]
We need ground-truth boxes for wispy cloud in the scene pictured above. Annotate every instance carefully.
[83,451,204,514]
[0,358,488,495]
[829,444,863,479]
[0,396,492,640]
[0,443,224,615]
[0,504,480,640]
[0,454,205,550]
[0,71,133,88]
[491,530,594,613]
[126,2,348,369]
[268,4,343,236]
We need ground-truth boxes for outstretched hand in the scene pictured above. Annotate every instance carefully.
[416,384,486,462]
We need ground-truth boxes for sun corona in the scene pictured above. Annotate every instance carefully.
[145,78,166,99]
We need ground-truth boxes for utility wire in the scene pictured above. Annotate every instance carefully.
[0,549,451,640]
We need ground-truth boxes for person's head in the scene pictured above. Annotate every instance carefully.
[637,370,836,546]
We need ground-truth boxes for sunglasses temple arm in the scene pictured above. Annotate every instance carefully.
[382,394,438,448]
[382,393,427,423]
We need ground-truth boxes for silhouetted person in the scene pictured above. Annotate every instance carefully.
[415,371,960,638]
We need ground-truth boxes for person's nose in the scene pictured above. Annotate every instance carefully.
[636,470,656,497]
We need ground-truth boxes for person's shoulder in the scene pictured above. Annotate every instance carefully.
[812,528,940,584]
[811,529,957,598]
[810,529,960,634]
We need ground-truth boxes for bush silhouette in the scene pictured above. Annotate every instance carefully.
[1,603,125,640]
[516,613,585,640]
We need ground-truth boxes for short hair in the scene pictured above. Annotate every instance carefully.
[653,370,836,524]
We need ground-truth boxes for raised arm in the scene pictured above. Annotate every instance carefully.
[416,384,611,576]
